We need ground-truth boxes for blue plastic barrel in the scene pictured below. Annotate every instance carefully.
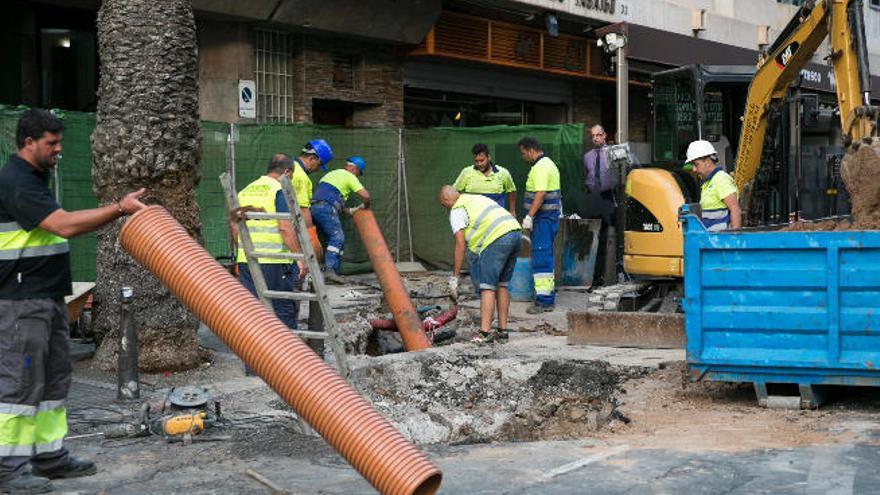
[509,257,535,301]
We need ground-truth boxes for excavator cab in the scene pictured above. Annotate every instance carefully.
[623,65,751,278]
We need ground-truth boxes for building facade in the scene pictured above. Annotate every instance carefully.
[3,0,879,158]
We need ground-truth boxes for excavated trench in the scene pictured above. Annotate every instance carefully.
[295,273,650,445]
[352,352,646,445]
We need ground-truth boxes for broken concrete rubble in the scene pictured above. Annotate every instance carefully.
[348,341,651,445]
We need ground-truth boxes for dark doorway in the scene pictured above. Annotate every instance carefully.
[313,99,354,127]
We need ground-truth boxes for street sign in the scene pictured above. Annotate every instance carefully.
[238,80,256,119]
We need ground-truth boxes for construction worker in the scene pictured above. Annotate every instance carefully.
[452,143,517,217]
[518,136,562,314]
[685,140,741,231]
[235,154,310,332]
[439,186,521,343]
[0,109,146,492]
[292,139,334,231]
[311,156,370,283]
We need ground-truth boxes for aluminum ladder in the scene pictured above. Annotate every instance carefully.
[219,172,350,380]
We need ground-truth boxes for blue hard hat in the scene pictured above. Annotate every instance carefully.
[346,156,366,174]
[304,139,333,170]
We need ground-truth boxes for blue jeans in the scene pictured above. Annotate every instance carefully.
[467,231,522,293]
[532,212,559,306]
[311,201,345,273]
[237,263,299,329]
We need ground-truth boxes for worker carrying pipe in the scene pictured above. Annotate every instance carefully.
[685,140,742,231]
[0,109,147,493]
[294,139,333,256]
[310,155,370,284]
[438,186,522,343]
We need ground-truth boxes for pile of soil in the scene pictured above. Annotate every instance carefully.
[781,218,852,232]
[841,137,880,229]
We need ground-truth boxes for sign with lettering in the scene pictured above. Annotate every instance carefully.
[238,80,256,119]
[574,0,617,15]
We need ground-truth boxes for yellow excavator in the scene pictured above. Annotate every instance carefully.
[622,0,879,281]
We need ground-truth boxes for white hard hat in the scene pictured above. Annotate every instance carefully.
[685,140,718,164]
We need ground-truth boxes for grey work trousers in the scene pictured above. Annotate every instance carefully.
[0,298,71,480]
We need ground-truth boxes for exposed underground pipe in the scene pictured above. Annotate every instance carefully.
[119,206,441,495]
[369,306,458,333]
[352,209,432,351]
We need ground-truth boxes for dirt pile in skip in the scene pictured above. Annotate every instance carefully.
[841,137,880,229]
[349,349,648,445]
[781,137,880,232]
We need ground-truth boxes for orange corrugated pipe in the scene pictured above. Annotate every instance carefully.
[352,209,432,351]
[119,206,441,495]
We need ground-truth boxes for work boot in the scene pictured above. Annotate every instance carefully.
[32,457,96,480]
[526,303,554,315]
[0,473,53,494]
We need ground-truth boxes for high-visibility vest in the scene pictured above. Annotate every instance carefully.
[453,165,516,207]
[524,155,562,213]
[0,222,68,262]
[700,167,738,231]
[453,194,520,254]
[236,175,288,264]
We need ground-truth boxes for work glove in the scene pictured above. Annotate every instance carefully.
[521,215,533,231]
[448,276,459,301]
[347,205,365,216]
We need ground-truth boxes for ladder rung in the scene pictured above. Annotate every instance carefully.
[291,330,329,339]
[263,290,318,301]
[244,212,291,220]
[250,251,304,260]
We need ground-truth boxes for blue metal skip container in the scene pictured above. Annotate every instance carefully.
[681,205,880,394]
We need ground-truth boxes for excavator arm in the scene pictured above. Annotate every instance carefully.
[734,0,878,195]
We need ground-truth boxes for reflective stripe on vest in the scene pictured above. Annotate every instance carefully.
[479,192,505,207]
[0,400,67,457]
[702,208,730,231]
[533,272,555,296]
[523,190,562,211]
[0,222,69,261]
[236,176,289,264]
[453,194,520,254]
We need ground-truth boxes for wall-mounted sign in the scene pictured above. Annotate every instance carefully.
[575,0,617,15]
[238,80,256,119]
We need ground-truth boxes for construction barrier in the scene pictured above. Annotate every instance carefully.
[0,107,584,280]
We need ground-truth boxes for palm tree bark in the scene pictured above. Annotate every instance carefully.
[91,0,205,371]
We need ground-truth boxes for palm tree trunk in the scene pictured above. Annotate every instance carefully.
[91,0,205,372]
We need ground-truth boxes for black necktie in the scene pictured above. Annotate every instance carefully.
[594,152,601,191]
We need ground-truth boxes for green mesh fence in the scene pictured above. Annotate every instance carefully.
[220,124,402,274]
[0,108,98,281]
[0,108,584,280]
[199,121,233,259]
[404,124,585,268]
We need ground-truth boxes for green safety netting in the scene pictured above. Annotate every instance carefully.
[0,109,98,280]
[0,107,584,280]
[404,124,585,268]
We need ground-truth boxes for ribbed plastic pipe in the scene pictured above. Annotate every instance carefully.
[352,210,432,351]
[119,206,442,495]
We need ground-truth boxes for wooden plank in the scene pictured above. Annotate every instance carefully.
[566,311,685,349]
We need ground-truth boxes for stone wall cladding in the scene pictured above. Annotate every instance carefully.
[291,34,404,127]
